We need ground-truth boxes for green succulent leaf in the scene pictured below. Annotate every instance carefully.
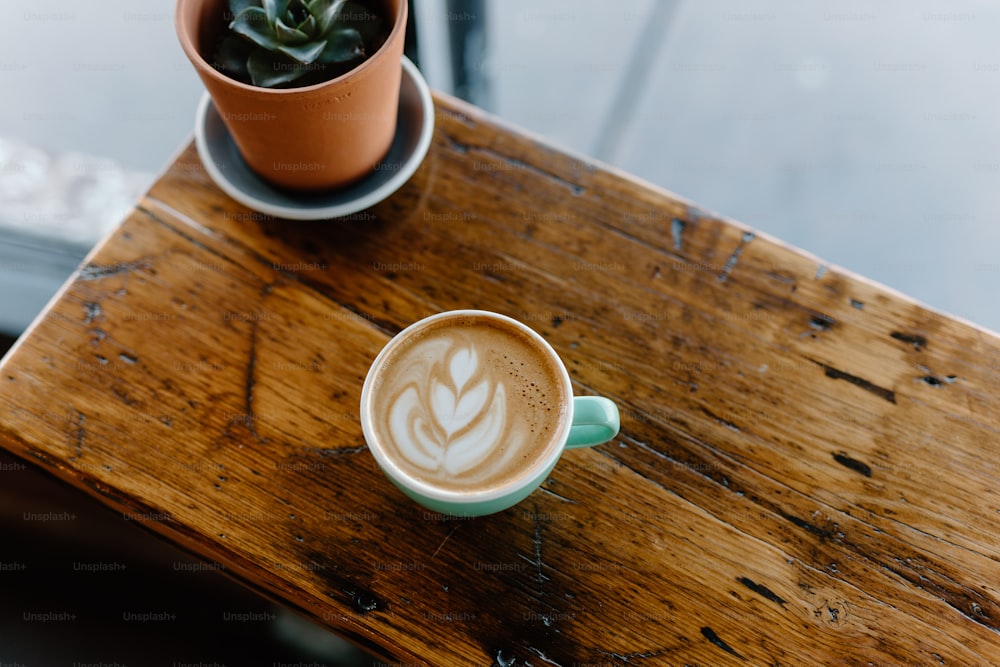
[230,7,281,50]
[247,48,306,87]
[296,14,317,35]
[291,0,311,19]
[317,0,349,34]
[214,34,252,79]
[317,27,364,65]
[262,0,290,24]
[228,0,259,17]
[277,39,327,64]
[274,16,310,44]
[305,0,326,16]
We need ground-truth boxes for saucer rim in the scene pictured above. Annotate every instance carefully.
[194,55,434,221]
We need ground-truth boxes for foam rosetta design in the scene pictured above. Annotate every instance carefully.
[387,344,513,478]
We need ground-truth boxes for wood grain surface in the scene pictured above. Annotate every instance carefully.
[2,91,1000,666]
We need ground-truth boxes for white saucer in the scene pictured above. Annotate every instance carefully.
[194,56,434,221]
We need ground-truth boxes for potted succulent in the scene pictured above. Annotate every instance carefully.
[176,0,407,192]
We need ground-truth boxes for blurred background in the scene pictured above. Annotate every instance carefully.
[1,0,999,663]
[2,0,999,335]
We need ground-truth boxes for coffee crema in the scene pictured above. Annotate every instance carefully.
[366,314,568,493]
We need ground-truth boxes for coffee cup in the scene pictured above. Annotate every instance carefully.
[360,310,620,516]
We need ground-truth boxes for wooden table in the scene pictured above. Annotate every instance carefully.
[3,91,1000,666]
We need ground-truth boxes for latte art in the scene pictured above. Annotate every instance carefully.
[366,314,568,493]
[388,344,518,477]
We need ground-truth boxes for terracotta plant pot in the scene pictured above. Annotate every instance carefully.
[175,0,406,192]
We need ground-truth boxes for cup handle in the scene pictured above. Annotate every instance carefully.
[565,396,620,449]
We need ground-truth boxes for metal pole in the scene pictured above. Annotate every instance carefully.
[446,0,491,109]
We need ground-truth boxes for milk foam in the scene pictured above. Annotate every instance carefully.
[388,344,514,476]
[371,318,565,492]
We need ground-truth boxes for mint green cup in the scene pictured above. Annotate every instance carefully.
[360,310,620,517]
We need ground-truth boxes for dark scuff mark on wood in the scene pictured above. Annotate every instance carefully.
[700,626,744,659]
[443,132,470,154]
[882,557,1000,633]
[671,218,685,251]
[431,525,460,559]
[531,505,549,599]
[597,649,667,663]
[138,205,222,256]
[718,233,755,283]
[811,359,897,404]
[491,648,517,667]
[810,314,835,331]
[524,646,566,665]
[629,438,733,491]
[346,586,386,614]
[766,271,797,285]
[83,478,170,519]
[27,447,59,468]
[523,504,557,629]
[482,271,506,284]
[71,410,85,459]
[833,452,873,477]
[111,384,139,407]
[701,406,740,432]
[891,332,928,350]
[779,510,838,542]
[737,576,787,606]
[537,485,579,504]
[303,445,368,457]
[79,259,150,281]
[83,302,102,324]
[244,318,266,443]
[919,374,957,387]
[917,364,956,388]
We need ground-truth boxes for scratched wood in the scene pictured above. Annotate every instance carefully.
[2,91,1000,666]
